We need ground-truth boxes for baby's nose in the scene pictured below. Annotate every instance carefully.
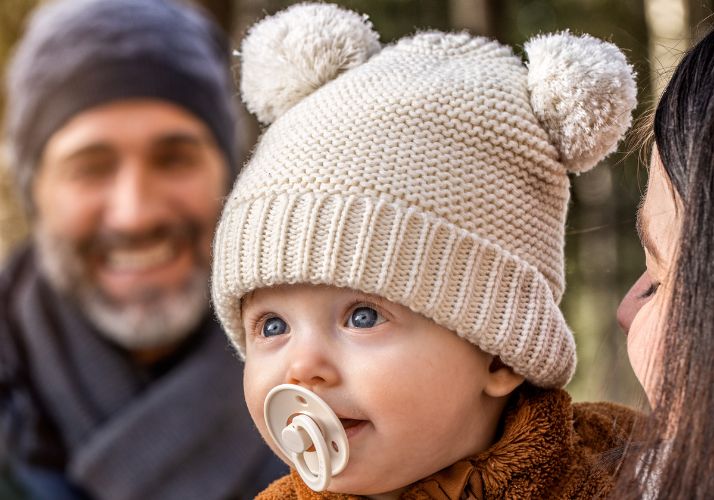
[285,337,340,389]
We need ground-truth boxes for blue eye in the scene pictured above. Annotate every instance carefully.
[262,316,288,337]
[347,307,384,329]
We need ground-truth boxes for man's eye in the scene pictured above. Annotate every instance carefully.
[639,282,660,299]
[262,316,288,337]
[153,150,200,171]
[346,306,385,329]
[68,161,114,181]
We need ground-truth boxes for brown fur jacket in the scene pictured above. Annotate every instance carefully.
[255,384,637,499]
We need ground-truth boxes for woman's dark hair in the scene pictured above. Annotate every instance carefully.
[613,28,714,499]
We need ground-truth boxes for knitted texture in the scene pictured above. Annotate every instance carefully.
[212,4,636,388]
[240,2,381,124]
[525,32,638,173]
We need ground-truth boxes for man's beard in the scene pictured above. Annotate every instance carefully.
[34,221,210,351]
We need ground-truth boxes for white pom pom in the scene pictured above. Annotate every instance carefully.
[240,2,381,125]
[525,32,636,173]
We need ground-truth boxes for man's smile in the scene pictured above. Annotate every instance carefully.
[104,240,178,273]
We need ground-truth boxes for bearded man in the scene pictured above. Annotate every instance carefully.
[0,1,285,499]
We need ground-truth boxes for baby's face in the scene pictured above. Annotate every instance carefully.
[242,284,515,496]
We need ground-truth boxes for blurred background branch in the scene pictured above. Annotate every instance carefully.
[2,0,713,405]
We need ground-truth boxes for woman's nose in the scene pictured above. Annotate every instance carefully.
[617,272,649,334]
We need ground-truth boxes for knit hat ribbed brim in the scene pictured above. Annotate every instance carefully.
[213,192,575,388]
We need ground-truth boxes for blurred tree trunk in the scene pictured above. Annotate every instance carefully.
[1,0,36,263]
[449,0,497,37]
[644,0,690,99]
[200,0,234,31]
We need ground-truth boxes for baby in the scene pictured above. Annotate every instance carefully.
[212,3,638,498]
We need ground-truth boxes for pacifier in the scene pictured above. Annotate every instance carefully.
[264,384,349,491]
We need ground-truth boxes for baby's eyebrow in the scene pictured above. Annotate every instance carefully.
[353,291,389,309]
[636,202,661,264]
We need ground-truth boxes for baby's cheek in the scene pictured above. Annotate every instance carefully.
[243,362,270,427]
[242,366,295,466]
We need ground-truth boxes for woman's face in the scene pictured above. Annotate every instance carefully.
[617,150,681,404]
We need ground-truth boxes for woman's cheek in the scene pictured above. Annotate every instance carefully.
[627,298,666,402]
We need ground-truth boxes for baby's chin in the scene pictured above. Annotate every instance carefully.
[326,464,413,497]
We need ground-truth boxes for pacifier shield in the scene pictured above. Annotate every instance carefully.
[264,384,349,490]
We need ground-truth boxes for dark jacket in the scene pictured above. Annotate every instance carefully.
[0,245,286,500]
[255,385,637,499]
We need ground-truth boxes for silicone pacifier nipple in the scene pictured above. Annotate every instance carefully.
[264,384,349,492]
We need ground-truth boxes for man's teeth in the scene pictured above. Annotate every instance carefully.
[106,242,176,271]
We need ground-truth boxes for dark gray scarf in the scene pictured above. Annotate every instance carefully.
[2,248,285,500]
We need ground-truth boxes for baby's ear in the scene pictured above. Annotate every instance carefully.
[239,2,381,125]
[485,357,525,398]
[525,31,637,174]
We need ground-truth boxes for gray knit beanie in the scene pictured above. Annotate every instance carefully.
[4,0,238,209]
[212,3,637,388]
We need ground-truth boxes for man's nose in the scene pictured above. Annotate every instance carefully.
[104,161,167,233]
[285,331,340,390]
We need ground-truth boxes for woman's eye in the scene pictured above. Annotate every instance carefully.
[262,316,288,337]
[347,306,385,329]
[639,281,660,299]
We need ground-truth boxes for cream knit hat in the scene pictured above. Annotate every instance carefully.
[212,3,636,388]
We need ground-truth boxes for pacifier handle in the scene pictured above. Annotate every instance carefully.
[282,414,331,491]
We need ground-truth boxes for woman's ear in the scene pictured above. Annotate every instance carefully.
[484,356,525,398]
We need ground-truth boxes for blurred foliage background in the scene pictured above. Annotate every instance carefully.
[2,0,713,407]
